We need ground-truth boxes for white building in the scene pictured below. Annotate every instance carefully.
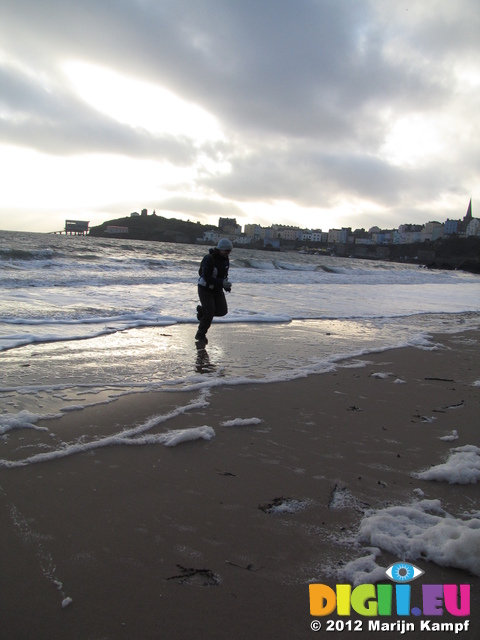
[466,218,480,237]
[202,230,251,245]
[276,227,302,241]
[421,221,444,242]
[105,226,129,234]
[301,230,324,242]
[244,224,262,240]
[328,228,349,244]
[395,225,423,244]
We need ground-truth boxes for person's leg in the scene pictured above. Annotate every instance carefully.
[196,286,215,339]
[213,290,228,317]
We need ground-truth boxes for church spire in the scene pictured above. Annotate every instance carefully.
[465,198,472,221]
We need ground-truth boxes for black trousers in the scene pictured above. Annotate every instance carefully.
[197,285,228,336]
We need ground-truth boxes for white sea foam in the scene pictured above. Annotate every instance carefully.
[263,498,310,514]
[439,430,459,441]
[0,410,61,435]
[336,439,480,585]
[221,417,263,427]
[0,392,212,467]
[125,426,216,447]
[338,548,388,586]
[341,499,480,585]
[412,488,425,497]
[329,485,364,511]
[1,232,479,352]
[1,232,479,467]
[412,445,480,484]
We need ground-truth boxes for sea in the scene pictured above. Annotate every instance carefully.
[2,229,480,398]
[1,229,480,585]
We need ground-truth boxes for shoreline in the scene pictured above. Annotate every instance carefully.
[1,330,479,639]
[2,312,480,405]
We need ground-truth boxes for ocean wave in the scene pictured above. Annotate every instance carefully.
[1,233,479,354]
[274,260,316,271]
[0,247,55,261]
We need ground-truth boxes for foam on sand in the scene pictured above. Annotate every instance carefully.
[0,410,61,435]
[0,392,212,468]
[412,445,480,484]
[439,429,459,441]
[124,425,215,447]
[341,499,480,586]
[221,417,263,427]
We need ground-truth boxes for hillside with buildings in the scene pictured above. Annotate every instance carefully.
[88,209,217,244]
[89,201,480,273]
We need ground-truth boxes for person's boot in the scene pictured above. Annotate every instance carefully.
[195,331,208,344]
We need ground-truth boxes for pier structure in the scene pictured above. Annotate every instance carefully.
[54,220,90,235]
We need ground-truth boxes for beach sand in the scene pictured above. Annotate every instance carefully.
[1,330,479,639]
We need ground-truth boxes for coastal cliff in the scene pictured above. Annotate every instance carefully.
[335,236,480,273]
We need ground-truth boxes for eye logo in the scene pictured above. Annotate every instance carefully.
[385,562,424,583]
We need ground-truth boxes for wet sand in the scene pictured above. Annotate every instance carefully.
[1,330,479,639]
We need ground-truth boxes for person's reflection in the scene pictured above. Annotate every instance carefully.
[195,344,216,374]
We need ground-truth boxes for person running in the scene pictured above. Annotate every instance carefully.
[195,238,233,344]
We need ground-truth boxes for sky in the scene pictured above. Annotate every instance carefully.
[0,0,479,234]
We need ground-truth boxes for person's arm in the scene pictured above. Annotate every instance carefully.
[200,255,223,288]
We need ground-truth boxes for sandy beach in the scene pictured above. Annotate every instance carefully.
[1,329,479,639]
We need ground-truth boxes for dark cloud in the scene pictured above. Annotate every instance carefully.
[0,0,478,228]
[203,143,460,213]
[0,0,451,142]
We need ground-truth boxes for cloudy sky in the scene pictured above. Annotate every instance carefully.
[1,0,478,234]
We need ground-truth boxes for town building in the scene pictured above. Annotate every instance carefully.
[219,217,242,235]
[199,200,478,247]
[421,221,444,242]
[466,218,480,237]
[328,228,351,244]
[105,226,129,234]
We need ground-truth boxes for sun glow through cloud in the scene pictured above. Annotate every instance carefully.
[0,1,478,233]
[63,61,224,142]
[0,144,204,229]
[381,115,444,167]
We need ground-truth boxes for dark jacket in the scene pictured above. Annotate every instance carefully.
[198,248,230,292]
